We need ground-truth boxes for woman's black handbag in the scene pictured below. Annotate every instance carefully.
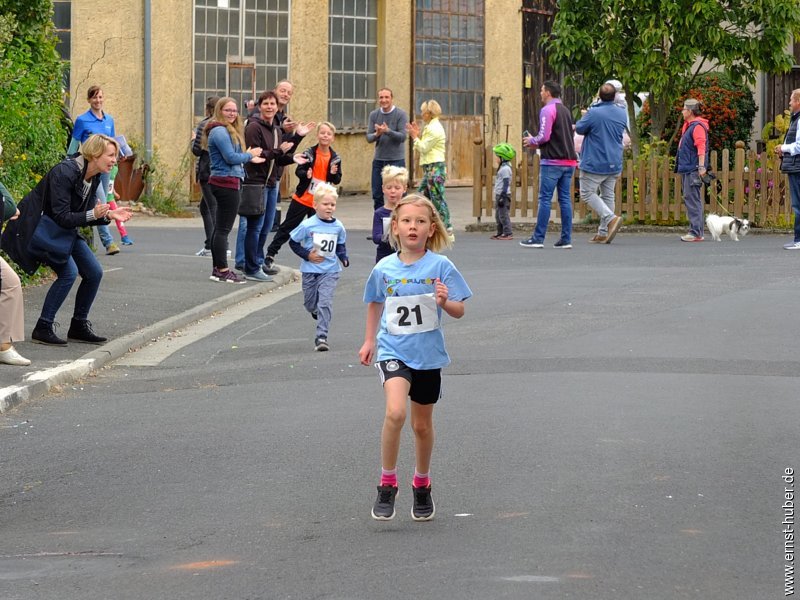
[28,214,78,266]
[238,184,265,216]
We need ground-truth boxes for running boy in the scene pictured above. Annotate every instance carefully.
[359,194,472,521]
[371,165,407,262]
[491,143,515,240]
[289,182,349,352]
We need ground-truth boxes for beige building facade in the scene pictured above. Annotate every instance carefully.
[60,0,524,196]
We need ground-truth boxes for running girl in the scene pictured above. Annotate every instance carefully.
[359,194,472,521]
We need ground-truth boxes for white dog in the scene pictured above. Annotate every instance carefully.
[705,214,750,242]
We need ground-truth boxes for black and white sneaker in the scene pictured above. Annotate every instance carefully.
[314,337,329,352]
[411,485,435,521]
[553,239,573,249]
[262,256,280,276]
[371,485,398,520]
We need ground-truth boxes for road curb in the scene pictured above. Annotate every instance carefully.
[0,268,300,414]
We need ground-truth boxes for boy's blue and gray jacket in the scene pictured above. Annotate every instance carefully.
[206,122,253,179]
[494,161,512,198]
[574,100,627,175]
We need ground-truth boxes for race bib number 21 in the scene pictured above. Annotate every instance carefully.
[385,293,438,335]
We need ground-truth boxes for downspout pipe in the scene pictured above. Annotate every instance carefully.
[144,0,153,171]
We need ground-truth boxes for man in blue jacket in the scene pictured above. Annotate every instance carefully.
[575,82,627,244]
[776,88,800,250]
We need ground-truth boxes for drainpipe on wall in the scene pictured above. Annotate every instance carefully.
[144,0,153,192]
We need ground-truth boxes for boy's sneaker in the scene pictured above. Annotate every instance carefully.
[120,235,134,245]
[263,256,279,275]
[783,241,800,250]
[105,243,120,255]
[314,337,329,352]
[519,238,543,248]
[553,239,573,249]
[245,270,273,282]
[195,248,211,256]
[371,485,398,521]
[411,485,435,521]
[680,234,704,242]
[210,267,246,284]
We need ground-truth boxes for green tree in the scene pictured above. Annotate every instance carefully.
[0,0,67,198]
[544,0,800,157]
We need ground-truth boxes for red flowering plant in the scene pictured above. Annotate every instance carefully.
[637,73,757,156]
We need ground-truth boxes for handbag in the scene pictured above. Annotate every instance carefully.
[28,213,78,266]
[238,184,265,216]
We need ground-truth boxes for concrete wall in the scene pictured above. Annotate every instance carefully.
[484,0,523,151]
[69,0,192,188]
[68,0,523,197]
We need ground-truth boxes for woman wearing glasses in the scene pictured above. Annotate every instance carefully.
[203,97,264,283]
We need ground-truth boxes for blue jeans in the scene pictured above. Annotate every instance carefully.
[532,165,575,243]
[790,173,800,242]
[372,158,406,210]
[236,185,279,268]
[39,237,104,324]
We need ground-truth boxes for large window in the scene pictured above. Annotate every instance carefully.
[53,0,71,91]
[415,0,484,116]
[193,0,290,117]
[328,0,378,130]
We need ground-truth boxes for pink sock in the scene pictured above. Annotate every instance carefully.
[413,471,430,489]
[380,468,397,487]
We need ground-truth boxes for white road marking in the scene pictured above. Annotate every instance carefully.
[116,283,300,366]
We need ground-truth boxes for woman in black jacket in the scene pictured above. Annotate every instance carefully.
[239,90,298,281]
[2,134,132,346]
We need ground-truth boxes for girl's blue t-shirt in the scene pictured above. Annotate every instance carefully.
[363,250,472,370]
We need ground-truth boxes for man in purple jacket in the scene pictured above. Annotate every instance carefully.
[520,80,578,249]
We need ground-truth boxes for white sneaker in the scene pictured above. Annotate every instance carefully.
[195,248,211,257]
[0,346,31,366]
[783,241,800,250]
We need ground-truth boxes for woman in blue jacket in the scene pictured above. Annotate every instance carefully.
[203,97,264,284]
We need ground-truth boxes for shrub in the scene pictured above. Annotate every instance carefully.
[637,72,757,154]
[0,2,68,200]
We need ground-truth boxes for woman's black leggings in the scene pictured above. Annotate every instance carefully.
[210,184,241,269]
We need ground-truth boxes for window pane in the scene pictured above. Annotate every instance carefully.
[53,2,71,28]
[415,0,484,115]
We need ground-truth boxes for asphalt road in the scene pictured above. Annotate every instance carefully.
[1,227,798,599]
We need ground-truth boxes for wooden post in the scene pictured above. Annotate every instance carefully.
[519,153,529,217]
[472,137,483,219]
[660,155,670,222]
[733,141,745,216]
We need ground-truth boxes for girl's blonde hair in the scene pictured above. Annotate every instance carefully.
[388,193,451,253]
[381,164,408,187]
[313,182,338,205]
[203,97,245,149]
[80,134,120,161]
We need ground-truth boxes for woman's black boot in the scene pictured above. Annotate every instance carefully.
[67,319,107,345]
[31,319,68,346]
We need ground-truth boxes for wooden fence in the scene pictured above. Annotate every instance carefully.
[472,140,794,226]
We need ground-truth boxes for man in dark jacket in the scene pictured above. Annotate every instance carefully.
[191,95,220,256]
[776,88,800,250]
[520,80,578,249]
